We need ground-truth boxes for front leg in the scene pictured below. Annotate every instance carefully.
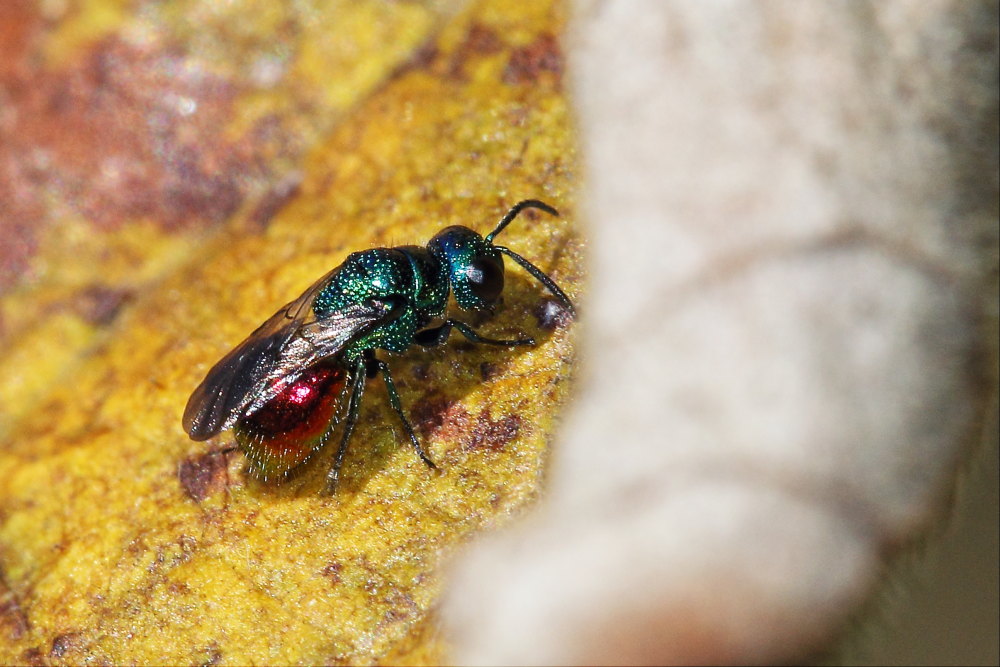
[414,319,535,348]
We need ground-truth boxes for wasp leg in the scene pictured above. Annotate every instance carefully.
[323,356,368,495]
[414,319,535,348]
[494,245,576,317]
[369,353,437,471]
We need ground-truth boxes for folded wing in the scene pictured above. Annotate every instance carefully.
[183,267,403,441]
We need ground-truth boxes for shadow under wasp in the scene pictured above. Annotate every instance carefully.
[182,200,576,494]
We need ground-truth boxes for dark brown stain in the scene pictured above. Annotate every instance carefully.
[21,647,45,666]
[178,449,233,502]
[448,23,503,80]
[0,598,29,641]
[49,632,81,658]
[390,40,439,80]
[503,33,563,86]
[0,566,29,641]
[463,23,505,56]
[177,534,198,554]
[74,285,134,326]
[410,393,470,441]
[383,607,409,623]
[479,361,500,381]
[466,410,520,452]
[322,561,343,585]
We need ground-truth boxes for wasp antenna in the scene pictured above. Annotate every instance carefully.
[485,199,559,243]
[495,246,575,317]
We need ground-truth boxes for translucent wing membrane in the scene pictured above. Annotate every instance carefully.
[182,267,403,441]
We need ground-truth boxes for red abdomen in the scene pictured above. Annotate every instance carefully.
[235,362,348,481]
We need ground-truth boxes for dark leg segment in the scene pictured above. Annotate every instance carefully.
[373,357,437,471]
[415,319,535,348]
[323,356,367,494]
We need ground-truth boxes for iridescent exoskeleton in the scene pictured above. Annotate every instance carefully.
[182,200,575,493]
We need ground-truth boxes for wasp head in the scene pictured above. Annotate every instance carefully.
[427,225,504,311]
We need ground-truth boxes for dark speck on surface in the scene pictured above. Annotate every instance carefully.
[178,449,232,502]
[479,361,500,381]
[534,297,573,330]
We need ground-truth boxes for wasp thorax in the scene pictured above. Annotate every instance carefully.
[427,225,505,311]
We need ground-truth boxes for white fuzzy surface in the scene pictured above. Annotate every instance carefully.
[444,2,997,664]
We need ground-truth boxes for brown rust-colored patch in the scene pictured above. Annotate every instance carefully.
[0,170,46,290]
[466,410,521,452]
[390,40,440,80]
[322,561,344,585]
[410,394,471,442]
[0,8,300,291]
[21,647,45,666]
[74,285,134,326]
[448,23,503,80]
[0,568,29,641]
[479,361,501,381]
[167,581,190,596]
[503,33,562,85]
[178,450,234,502]
[0,2,47,289]
[0,1,43,78]
[2,36,248,226]
[0,598,28,641]
[462,23,504,56]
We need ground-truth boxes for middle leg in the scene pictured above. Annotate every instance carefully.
[366,350,437,471]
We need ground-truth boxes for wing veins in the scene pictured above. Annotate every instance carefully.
[183,266,401,440]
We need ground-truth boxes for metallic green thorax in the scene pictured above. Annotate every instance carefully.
[312,246,449,360]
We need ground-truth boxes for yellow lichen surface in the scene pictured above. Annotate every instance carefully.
[0,0,578,664]
[0,0,452,439]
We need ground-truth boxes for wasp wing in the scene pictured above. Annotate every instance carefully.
[182,268,401,441]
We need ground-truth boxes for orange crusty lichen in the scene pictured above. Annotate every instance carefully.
[0,0,578,663]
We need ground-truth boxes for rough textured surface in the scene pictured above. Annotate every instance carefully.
[0,1,580,664]
[444,2,998,664]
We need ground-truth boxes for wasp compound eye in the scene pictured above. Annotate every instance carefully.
[466,257,504,303]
